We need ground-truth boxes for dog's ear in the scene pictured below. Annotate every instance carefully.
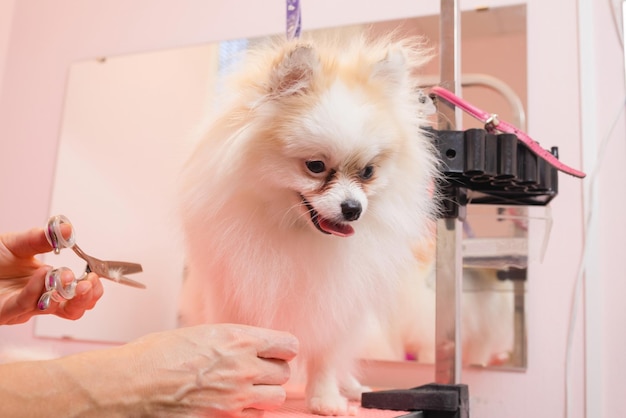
[269,44,319,96]
[372,48,409,89]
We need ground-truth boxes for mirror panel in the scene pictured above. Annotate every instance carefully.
[36,4,533,371]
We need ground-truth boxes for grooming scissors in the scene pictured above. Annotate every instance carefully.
[37,214,145,310]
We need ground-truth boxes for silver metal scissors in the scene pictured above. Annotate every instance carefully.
[37,214,145,310]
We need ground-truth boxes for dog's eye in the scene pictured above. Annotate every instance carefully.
[306,160,326,174]
[360,165,375,180]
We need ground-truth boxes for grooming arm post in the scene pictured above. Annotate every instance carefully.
[435,0,463,385]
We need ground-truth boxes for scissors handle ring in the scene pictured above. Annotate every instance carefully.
[37,267,82,310]
[45,214,76,254]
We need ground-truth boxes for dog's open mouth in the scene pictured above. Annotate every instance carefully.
[301,196,354,237]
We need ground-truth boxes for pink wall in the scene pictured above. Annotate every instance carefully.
[0,0,622,416]
[0,0,16,98]
[584,1,626,417]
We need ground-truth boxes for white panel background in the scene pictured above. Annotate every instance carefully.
[34,45,218,342]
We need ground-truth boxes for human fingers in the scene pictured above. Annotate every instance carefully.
[34,267,78,313]
[14,265,50,310]
[3,224,72,258]
[73,272,104,307]
[245,384,288,411]
[239,326,298,361]
[252,357,292,386]
[0,265,49,324]
[55,273,104,320]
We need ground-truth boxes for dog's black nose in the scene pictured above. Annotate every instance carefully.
[341,200,362,221]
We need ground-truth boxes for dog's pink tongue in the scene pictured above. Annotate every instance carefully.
[318,218,354,237]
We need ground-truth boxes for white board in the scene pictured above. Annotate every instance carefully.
[35,44,219,343]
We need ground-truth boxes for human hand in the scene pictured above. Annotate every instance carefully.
[0,226,104,325]
[106,323,299,417]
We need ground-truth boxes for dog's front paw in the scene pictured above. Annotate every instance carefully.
[307,393,358,416]
[340,374,371,401]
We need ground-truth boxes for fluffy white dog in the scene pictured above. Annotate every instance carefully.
[178,33,439,415]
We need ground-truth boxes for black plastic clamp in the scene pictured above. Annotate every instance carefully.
[428,127,559,208]
[361,383,469,418]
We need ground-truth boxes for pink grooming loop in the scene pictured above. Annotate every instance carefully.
[430,86,586,179]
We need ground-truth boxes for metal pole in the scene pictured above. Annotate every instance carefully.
[435,0,463,385]
[438,0,461,129]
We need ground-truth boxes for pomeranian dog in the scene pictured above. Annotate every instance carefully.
[177,31,440,415]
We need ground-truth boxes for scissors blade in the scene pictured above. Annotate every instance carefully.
[102,261,145,288]
[84,261,146,289]
[107,275,147,289]
[105,260,143,275]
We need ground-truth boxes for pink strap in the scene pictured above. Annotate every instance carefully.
[431,86,586,178]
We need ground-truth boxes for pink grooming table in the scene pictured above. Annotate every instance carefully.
[266,398,407,417]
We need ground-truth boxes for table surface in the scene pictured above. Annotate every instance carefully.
[266,398,408,417]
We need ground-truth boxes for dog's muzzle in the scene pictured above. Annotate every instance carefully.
[301,195,356,237]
